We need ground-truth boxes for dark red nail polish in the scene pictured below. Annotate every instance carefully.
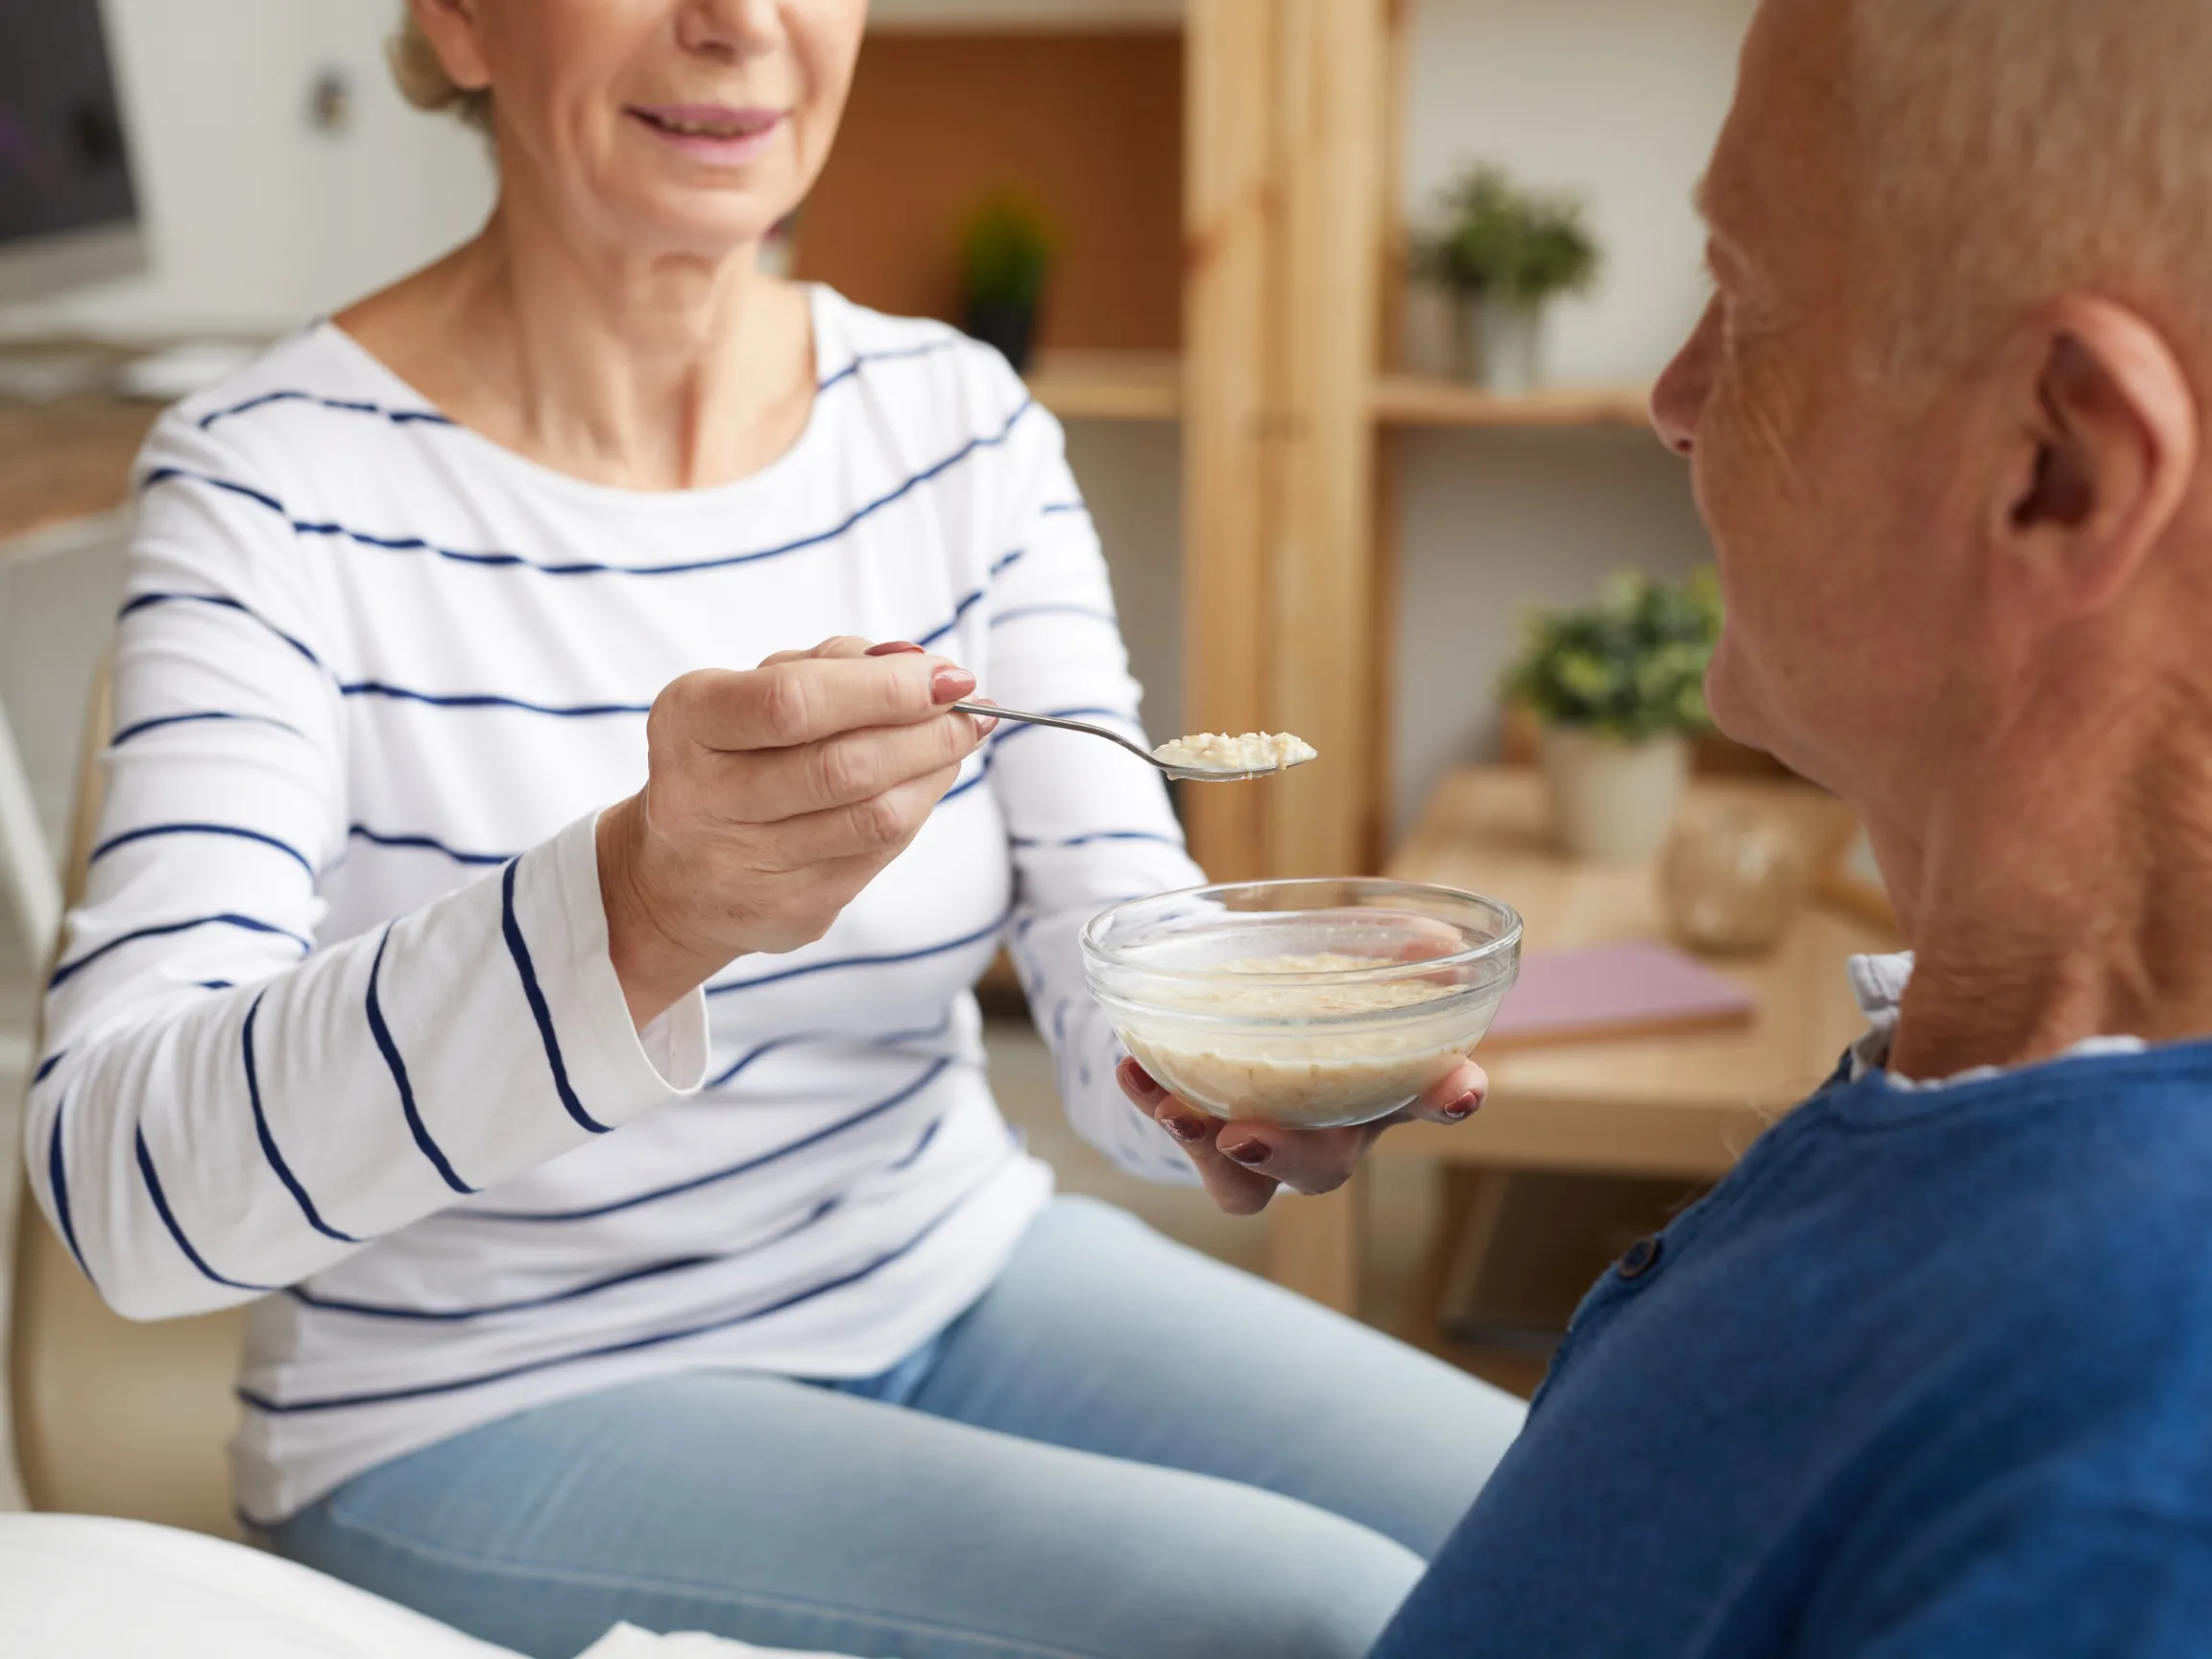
[1443,1092,1481,1121]
[867,640,926,657]
[1160,1112,1207,1143]
[1119,1060,1166,1101]
[1221,1140,1270,1167]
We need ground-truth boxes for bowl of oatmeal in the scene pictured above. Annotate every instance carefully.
[1081,879,1523,1129]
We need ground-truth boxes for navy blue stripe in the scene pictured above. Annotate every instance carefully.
[118,589,324,669]
[46,1094,92,1285]
[500,858,613,1135]
[466,1057,953,1223]
[888,1114,946,1172]
[139,468,285,514]
[286,1190,846,1322]
[33,1049,66,1085]
[815,336,967,397]
[50,913,313,989]
[239,1173,986,1413]
[911,548,1028,651]
[290,1253,720,1322]
[939,763,991,805]
[90,822,315,878]
[196,390,454,431]
[198,979,235,991]
[706,911,1009,998]
[340,682,653,718]
[111,709,306,748]
[704,1012,956,1091]
[989,603,1118,630]
[147,398,1035,580]
[1039,501,1089,517]
[242,992,363,1244]
[349,825,514,867]
[916,588,990,650]
[366,924,477,1195]
[135,1128,280,1292]
[1009,830,1186,852]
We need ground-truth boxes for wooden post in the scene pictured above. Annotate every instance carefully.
[1187,1,1392,1308]
[1182,0,1278,884]
[1261,0,1385,883]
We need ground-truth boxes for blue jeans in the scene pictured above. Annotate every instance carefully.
[273,1196,1525,1659]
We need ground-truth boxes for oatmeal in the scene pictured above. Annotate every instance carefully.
[1110,950,1503,1129]
[1152,732,1319,775]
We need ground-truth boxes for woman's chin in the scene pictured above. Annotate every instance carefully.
[599,194,791,265]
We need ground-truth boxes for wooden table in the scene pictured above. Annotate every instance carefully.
[1269,765,1902,1310]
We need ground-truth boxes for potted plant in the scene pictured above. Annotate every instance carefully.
[1412,165,1600,395]
[959,191,1057,373]
[1503,569,1721,861]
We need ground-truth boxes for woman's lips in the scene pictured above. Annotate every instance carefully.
[628,105,783,165]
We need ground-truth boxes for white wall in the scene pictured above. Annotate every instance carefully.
[1387,0,1755,840]
[0,0,494,340]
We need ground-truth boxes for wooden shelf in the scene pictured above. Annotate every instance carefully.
[1372,375,1654,430]
[1025,350,1183,421]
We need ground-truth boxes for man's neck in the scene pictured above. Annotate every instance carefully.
[1887,668,2212,1081]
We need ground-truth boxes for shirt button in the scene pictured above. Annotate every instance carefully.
[1618,1234,1664,1281]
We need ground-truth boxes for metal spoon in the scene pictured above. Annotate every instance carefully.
[950,702,1315,783]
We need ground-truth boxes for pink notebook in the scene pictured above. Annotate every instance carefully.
[1487,940,1757,1049]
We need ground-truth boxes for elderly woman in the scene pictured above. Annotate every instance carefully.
[24,4,1522,1656]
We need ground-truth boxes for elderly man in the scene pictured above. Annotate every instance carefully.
[1368,0,2212,1653]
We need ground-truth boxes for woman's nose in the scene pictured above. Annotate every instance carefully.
[1650,299,1720,457]
[678,0,781,60]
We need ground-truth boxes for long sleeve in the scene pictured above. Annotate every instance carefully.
[22,414,707,1322]
[981,406,1207,1182]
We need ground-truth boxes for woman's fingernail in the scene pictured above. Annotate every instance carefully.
[931,666,977,704]
[966,699,999,737]
[867,640,926,657]
[1160,1112,1208,1143]
[1120,1061,1166,1101]
[1221,1140,1270,1167]
[1443,1092,1482,1122]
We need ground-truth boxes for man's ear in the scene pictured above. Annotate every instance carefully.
[409,0,492,94]
[1993,298,2199,620]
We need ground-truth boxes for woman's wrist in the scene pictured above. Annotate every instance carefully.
[596,794,728,1030]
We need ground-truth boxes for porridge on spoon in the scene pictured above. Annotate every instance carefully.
[1152,731,1318,775]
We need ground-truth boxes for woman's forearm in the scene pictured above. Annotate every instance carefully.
[29,813,706,1320]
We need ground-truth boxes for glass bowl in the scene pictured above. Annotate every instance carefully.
[1081,878,1524,1130]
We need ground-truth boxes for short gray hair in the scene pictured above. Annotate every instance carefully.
[388,9,493,133]
[1846,0,2212,373]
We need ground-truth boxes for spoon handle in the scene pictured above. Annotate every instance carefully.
[948,701,1162,768]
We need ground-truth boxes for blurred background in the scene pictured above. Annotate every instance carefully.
[4,0,1898,1514]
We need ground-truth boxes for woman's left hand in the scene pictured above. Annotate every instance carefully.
[1115,1058,1488,1215]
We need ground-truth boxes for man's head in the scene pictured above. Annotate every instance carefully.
[1654,0,2209,832]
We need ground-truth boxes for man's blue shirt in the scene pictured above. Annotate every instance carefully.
[1376,1044,2212,1656]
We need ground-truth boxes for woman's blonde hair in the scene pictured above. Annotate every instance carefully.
[388,10,493,133]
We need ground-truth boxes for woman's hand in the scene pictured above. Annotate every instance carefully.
[597,637,993,1027]
[1116,1057,1488,1215]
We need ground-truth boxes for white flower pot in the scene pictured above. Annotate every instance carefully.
[1539,726,1691,863]
[1460,297,1545,395]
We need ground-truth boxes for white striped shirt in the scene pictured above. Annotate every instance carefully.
[24,285,1204,1526]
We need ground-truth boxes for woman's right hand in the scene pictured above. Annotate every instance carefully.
[596,637,994,1028]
